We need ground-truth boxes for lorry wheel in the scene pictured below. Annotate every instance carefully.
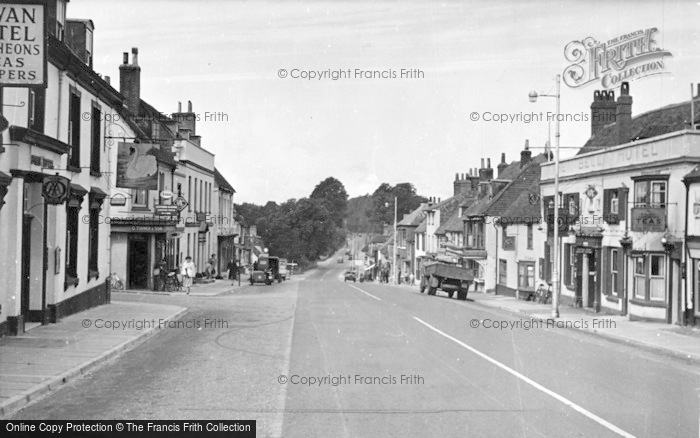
[457,289,468,300]
[448,291,455,299]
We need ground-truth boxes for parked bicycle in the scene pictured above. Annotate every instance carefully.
[534,282,552,304]
[109,273,124,290]
[163,270,181,292]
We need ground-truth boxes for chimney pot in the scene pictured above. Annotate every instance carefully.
[480,158,485,169]
[188,100,193,112]
[131,47,138,65]
[178,101,182,112]
[104,75,110,85]
[524,139,529,150]
[487,158,491,168]
[501,152,506,163]
[122,52,128,64]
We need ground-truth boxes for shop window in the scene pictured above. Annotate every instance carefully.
[498,259,507,285]
[610,248,619,295]
[518,262,535,289]
[633,254,665,302]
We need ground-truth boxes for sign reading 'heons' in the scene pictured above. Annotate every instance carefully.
[0,3,46,87]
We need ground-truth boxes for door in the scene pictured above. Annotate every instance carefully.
[587,252,597,309]
[20,214,33,320]
[128,236,149,289]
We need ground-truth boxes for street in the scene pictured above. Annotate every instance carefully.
[10,258,700,437]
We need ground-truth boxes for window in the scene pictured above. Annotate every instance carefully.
[603,188,627,224]
[28,88,45,132]
[85,28,93,67]
[610,249,619,295]
[87,193,104,280]
[90,103,101,174]
[498,259,507,285]
[65,188,85,287]
[566,193,580,216]
[466,220,484,249]
[55,0,66,40]
[634,179,667,208]
[539,257,545,280]
[564,244,574,287]
[132,189,148,208]
[527,224,533,249]
[188,176,192,212]
[633,254,665,301]
[518,262,535,289]
[68,88,81,168]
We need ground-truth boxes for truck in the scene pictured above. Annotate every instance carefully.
[420,261,474,300]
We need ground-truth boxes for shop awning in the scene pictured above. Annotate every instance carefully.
[687,240,700,259]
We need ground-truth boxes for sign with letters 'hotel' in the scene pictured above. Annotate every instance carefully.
[0,3,46,87]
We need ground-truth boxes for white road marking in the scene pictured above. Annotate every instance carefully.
[413,317,635,438]
[346,284,381,301]
[270,283,299,438]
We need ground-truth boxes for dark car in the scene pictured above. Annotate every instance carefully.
[344,271,357,282]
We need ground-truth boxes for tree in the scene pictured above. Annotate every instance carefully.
[310,177,349,227]
[366,183,427,232]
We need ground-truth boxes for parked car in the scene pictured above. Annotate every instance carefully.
[337,257,344,263]
[344,271,357,282]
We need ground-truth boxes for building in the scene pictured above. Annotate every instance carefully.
[213,168,237,274]
[395,203,427,282]
[541,82,699,324]
[0,2,114,334]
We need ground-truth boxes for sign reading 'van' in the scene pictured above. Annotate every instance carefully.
[0,3,46,87]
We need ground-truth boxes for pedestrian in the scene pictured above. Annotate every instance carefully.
[409,272,415,286]
[206,254,217,279]
[157,258,168,291]
[227,258,238,284]
[181,256,195,294]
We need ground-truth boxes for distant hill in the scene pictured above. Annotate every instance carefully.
[345,195,373,233]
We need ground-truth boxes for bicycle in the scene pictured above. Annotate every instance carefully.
[535,282,552,304]
[109,273,124,291]
[163,270,181,292]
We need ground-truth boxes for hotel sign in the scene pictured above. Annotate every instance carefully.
[563,27,672,89]
[630,207,666,232]
[0,3,47,87]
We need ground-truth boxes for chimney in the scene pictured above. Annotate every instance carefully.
[119,47,141,115]
[497,153,508,177]
[521,140,532,168]
[616,82,633,145]
[590,89,616,137]
[172,100,197,136]
[104,75,110,85]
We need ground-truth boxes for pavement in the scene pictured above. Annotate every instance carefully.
[0,273,311,419]
[391,281,700,365]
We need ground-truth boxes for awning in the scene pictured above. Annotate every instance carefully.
[364,264,376,271]
[687,240,700,259]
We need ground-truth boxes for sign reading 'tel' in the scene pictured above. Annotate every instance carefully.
[0,3,47,87]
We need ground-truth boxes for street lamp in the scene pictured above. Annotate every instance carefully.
[529,74,561,319]
[385,197,398,285]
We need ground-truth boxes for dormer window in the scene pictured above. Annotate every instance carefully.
[85,27,93,66]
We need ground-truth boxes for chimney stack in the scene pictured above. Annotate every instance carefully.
[590,89,616,138]
[119,48,141,115]
[521,140,532,168]
[173,100,197,136]
[497,153,508,177]
[616,82,633,145]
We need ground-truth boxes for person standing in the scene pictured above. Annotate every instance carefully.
[181,256,196,295]
[226,258,238,284]
[206,254,217,279]
[409,272,415,286]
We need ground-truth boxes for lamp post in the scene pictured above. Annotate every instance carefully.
[529,74,561,318]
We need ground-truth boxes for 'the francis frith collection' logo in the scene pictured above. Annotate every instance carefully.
[563,27,672,89]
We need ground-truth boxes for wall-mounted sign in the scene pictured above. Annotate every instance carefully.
[630,207,666,232]
[110,193,127,206]
[42,174,69,204]
[160,190,173,199]
[154,205,179,217]
[116,142,159,190]
[174,196,188,212]
[0,3,47,88]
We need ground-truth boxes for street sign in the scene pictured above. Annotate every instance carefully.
[42,174,69,205]
[0,3,47,88]
[155,205,179,217]
[174,196,188,212]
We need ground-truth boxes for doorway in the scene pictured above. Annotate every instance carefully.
[20,214,33,324]
[128,236,149,289]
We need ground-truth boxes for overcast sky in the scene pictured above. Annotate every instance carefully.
[71,0,700,204]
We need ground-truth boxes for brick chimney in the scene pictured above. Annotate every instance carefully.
[520,140,532,168]
[453,172,473,196]
[590,89,616,137]
[172,100,197,137]
[497,153,508,177]
[119,48,141,115]
[469,168,480,190]
[616,82,633,145]
[478,158,494,199]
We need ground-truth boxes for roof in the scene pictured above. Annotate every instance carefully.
[465,155,547,222]
[578,96,700,155]
[370,234,388,244]
[435,191,479,235]
[397,204,427,227]
[684,164,700,183]
[214,168,236,193]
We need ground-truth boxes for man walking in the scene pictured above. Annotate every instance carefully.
[181,256,196,295]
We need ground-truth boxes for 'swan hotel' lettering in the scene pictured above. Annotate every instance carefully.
[557,138,693,177]
[0,4,44,85]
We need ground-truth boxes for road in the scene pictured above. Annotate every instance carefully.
[11,256,700,437]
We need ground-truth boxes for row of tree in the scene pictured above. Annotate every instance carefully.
[235,177,349,268]
[235,178,427,267]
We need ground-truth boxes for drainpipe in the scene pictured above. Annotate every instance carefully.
[683,178,690,326]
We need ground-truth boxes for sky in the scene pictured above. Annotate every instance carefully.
[70,0,700,204]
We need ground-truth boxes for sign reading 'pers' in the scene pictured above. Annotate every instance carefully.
[0,3,46,87]
[563,27,672,90]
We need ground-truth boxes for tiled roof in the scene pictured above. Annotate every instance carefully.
[578,96,700,155]
[214,168,236,193]
[464,155,546,221]
[436,192,478,234]
[397,204,427,227]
